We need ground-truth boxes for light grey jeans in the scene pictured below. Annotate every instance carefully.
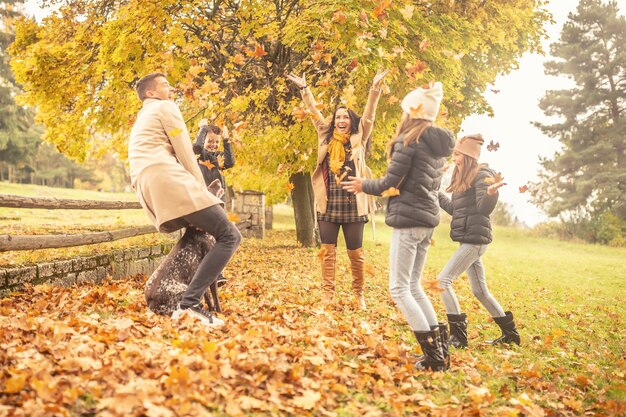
[437,243,505,317]
[389,227,439,332]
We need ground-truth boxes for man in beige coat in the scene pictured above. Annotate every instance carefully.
[129,72,241,327]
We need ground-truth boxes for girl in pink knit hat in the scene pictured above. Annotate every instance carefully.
[437,134,521,349]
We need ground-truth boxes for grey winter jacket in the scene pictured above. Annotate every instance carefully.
[362,126,455,228]
[438,166,499,244]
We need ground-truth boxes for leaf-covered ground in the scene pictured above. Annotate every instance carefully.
[1,210,625,416]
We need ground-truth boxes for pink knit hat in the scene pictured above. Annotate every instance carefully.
[455,134,484,159]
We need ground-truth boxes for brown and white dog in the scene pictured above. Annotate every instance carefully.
[144,179,225,316]
[144,227,220,316]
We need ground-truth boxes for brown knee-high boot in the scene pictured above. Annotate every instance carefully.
[347,247,366,310]
[320,244,336,297]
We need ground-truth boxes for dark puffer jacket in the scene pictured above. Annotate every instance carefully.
[438,166,499,244]
[362,127,455,228]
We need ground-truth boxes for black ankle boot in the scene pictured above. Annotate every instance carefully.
[489,311,521,345]
[413,329,447,372]
[414,323,451,369]
[447,313,468,348]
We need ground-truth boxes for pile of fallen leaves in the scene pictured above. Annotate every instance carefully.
[1,230,624,417]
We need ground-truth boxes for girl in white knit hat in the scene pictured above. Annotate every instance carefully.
[343,82,455,371]
[437,135,520,348]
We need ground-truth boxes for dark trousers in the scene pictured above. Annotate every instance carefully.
[179,205,241,307]
[318,220,364,250]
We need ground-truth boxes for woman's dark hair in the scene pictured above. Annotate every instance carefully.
[324,105,360,143]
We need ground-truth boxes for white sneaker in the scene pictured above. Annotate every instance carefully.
[171,304,225,328]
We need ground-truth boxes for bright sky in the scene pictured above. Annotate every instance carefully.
[22,0,625,226]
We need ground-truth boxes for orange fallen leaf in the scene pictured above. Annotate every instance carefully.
[254,43,267,58]
[347,57,358,72]
[381,187,400,197]
[406,60,428,79]
[332,10,347,24]
[317,247,327,262]
[424,279,444,293]
[519,184,529,193]
[364,263,375,277]
[286,182,295,192]
[233,121,248,132]
[408,103,424,119]
[419,39,431,52]
[487,140,500,152]
[292,390,321,410]
[201,160,215,170]
[232,54,245,65]
[292,107,308,122]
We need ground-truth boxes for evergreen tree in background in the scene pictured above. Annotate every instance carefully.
[533,0,625,243]
[0,0,41,181]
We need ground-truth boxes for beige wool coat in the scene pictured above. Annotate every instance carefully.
[301,87,381,216]
[129,98,222,233]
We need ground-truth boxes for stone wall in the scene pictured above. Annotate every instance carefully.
[234,190,266,239]
[0,242,174,294]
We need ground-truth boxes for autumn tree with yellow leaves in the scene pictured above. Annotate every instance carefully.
[10,0,549,246]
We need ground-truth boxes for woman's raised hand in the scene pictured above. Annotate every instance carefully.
[286,73,307,89]
[372,69,390,89]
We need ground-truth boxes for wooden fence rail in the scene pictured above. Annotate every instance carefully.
[0,226,157,252]
[0,194,142,210]
[0,194,153,252]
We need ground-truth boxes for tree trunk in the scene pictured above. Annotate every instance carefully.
[290,172,319,247]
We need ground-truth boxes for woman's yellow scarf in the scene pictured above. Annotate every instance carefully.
[327,130,351,174]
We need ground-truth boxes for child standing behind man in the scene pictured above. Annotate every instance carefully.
[193,119,236,287]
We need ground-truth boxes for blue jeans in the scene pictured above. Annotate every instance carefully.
[389,227,439,332]
[437,243,505,317]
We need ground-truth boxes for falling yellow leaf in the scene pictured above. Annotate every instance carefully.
[364,263,375,277]
[484,172,504,185]
[329,159,343,174]
[381,187,400,197]
[335,170,349,185]
[168,128,183,137]
[286,182,295,192]
[227,212,240,223]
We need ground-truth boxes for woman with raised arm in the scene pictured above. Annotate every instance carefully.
[286,69,388,310]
